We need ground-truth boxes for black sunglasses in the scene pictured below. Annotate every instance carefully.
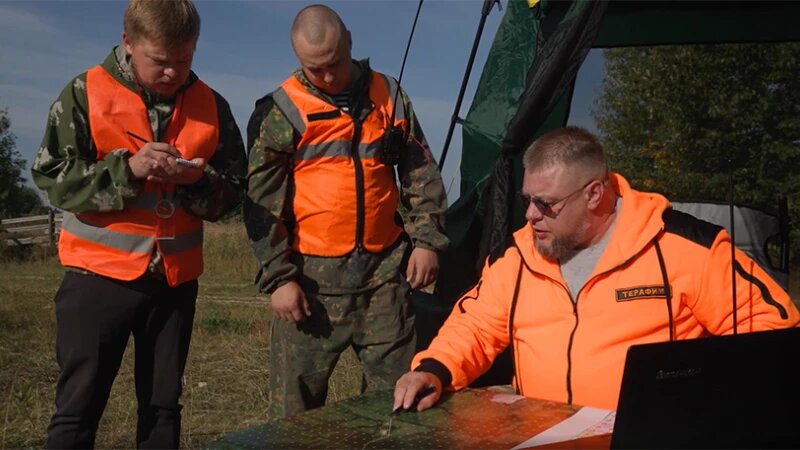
[518,178,601,219]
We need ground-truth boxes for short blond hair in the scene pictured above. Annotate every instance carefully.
[523,126,607,174]
[123,0,200,46]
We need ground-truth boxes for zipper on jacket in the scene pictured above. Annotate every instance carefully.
[507,257,524,396]
[512,243,580,405]
[350,120,365,249]
[565,291,579,405]
[541,270,579,406]
[564,250,648,406]
[515,235,663,407]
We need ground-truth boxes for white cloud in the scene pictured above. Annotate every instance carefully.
[0,4,102,80]
[0,5,56,36]
[0,3,109,171]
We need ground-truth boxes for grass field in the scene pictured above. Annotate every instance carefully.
[0,222,362,449]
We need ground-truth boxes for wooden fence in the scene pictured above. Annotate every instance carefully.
[1,210,62,247]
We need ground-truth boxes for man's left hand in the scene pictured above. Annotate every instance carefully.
[406,247,439,289]
[148,157,206,185]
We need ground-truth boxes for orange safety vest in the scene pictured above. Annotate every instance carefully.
[272,71,405,256]
[58,65,219,286]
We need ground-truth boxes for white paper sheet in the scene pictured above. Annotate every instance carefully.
[510,407,616,449]
[491,393,526,404]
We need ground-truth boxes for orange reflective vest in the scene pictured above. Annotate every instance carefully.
[272,72,405,256]
[58,65,219,286]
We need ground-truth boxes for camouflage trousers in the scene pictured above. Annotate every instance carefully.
[267,274,414,419]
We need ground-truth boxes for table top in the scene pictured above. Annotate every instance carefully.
[204,386,612,449]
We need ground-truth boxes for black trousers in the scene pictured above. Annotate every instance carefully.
[46,271,197,449]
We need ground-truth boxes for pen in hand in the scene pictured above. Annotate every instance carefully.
[125,131,199,168]
[126,130,149,145]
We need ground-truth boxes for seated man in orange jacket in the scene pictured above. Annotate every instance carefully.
[393,126,800,412]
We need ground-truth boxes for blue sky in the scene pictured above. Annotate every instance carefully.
[0,0,602,203]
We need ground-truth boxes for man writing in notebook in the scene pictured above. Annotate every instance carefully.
[394,126,799,412]
[31,1,246,446]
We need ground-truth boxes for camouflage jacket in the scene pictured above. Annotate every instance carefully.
[245,59,448,295]
[32,46,246,222]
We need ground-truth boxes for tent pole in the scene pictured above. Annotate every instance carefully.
[439,0,499,170]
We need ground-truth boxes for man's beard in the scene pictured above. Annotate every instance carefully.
[535,232,581,262]
[534,213,589,262]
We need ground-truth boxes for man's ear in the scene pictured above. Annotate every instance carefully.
[122,32,133,55]
[585,179,605,210]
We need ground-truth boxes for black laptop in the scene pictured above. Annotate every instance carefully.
[611,327,800,449]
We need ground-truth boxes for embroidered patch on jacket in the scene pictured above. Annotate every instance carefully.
[616,285,668,302]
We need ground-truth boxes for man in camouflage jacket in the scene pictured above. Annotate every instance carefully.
[245,4,448,418]
[31,1,245,447]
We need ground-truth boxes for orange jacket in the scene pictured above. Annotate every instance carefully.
[58,65,219,286]
[414,173,799,410]
[271,72,405,256]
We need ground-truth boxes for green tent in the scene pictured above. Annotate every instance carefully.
[420,0,800,384]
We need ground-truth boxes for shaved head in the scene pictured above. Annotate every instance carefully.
[289,4,353,94]
[291,4,346,50]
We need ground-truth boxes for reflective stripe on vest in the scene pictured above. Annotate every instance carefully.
[273,72,405,256]
[58,65,218,286]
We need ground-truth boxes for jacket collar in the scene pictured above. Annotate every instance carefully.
[292,58,373,107]
[513,172,670,279]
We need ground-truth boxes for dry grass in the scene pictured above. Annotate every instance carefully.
[0,222,362,449]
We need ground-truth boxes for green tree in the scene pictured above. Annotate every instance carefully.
[592,43,800,260]
[0,108,44,219]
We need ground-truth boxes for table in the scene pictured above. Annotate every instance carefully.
[204,386,611,449]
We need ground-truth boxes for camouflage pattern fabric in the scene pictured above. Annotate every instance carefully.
[268,274,415,419]
[32,46,246,222]
[244,59,448,297]
[246,59,448,418]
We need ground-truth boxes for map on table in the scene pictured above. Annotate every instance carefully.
[205,387,583,449]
